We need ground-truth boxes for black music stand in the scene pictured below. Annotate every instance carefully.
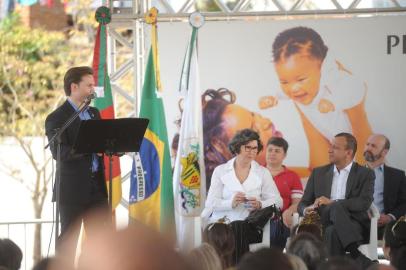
[73,118,149,211]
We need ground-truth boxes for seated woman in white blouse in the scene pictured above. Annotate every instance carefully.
[202,129,283,224]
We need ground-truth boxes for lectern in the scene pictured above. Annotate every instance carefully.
[73,118,149,211]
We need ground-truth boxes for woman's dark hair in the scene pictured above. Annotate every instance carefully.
[228,129,263,156]
[272,26,328,63]
[267,137,289,153]
[237,248,293,270]
[188,243,222,270]
[203,222,235,269]
[63,66,93,96]
[384,217,406,269]
[0,238,22,270]
[316,256,361,270]
[32,257,55,270]
[293,224,323,242]
[287,232,327,270]
[202,88,236,190]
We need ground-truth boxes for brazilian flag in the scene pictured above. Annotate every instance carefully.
[129,48,175,236]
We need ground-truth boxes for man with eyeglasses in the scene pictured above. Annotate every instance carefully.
[363,134,406,239]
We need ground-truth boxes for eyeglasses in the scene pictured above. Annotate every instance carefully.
[243,145,259,153]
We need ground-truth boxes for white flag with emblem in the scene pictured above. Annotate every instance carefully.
[173,25,206,252]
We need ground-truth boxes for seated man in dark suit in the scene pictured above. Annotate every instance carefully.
[298,132,375,268]
[364,134,406,238]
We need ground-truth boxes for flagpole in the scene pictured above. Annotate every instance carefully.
[108,154,113,211]
[93,6,123,216]
[128,8,176,239]
[173,11,206,252]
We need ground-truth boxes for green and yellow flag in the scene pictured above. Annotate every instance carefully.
[129,8,175,237]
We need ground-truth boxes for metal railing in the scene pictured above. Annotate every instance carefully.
[0,219,56,270]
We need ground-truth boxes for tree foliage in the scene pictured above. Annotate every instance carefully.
[0,13,93,264]
[0,14,70,136]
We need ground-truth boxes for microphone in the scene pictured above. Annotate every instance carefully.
[85,92,97,103]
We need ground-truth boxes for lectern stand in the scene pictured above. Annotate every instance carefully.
[73,118,149,211]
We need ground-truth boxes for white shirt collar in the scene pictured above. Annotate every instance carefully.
[225,157,260,172]
[334,161,353,175]
[376,163,384,172]
[366,163,384,172]
[225,157,236,171]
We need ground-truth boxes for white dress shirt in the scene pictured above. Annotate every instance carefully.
[202,157,283,223]
[331,162,353,200]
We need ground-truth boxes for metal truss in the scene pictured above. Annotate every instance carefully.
[111,0,406,22]
[106,0,406,208]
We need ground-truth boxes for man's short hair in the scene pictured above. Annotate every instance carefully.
[383,135,391,150]
[63,66,93,96]
[267,137,289,153]
[335,132,357,158]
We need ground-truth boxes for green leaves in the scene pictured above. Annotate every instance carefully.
[0,14,68,136]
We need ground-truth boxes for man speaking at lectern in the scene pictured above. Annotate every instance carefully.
[45,66,108,253]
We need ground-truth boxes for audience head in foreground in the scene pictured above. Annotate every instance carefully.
[316,257,361,270]
[203,222,235,269]
[53,213,191,270]
[237,248,293,270]
[0,238,22,270]
[287,232,327,270]
[188,243,222,270]
[383,217,406,269]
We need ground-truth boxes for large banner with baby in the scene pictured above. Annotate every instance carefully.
[153,15,406,188]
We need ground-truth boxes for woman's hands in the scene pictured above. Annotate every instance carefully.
[232,192,262,210]
[246,197,262,211]
[232,192,246,208]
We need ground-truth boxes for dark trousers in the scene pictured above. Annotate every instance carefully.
[57,171,109,261]
[319,202,364,256]
[269,219,290,250]
[377,225,385,240]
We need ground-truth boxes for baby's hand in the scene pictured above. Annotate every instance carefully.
[318,98,335,113]
[259,96,278,109]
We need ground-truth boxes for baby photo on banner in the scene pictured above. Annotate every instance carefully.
[155,15,406,189]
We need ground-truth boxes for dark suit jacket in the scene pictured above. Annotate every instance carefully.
[298,162,375,229]
[45,100,107,205]
[383,165,406,219]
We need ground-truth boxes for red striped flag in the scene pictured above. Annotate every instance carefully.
[92,7,122,210]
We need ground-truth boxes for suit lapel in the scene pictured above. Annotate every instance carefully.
[383,165,390,208]
[61,100,75,116]
[324,165,334,197]
[88,107,96,119]
[61,100,81,140]
[345,163,357,197]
